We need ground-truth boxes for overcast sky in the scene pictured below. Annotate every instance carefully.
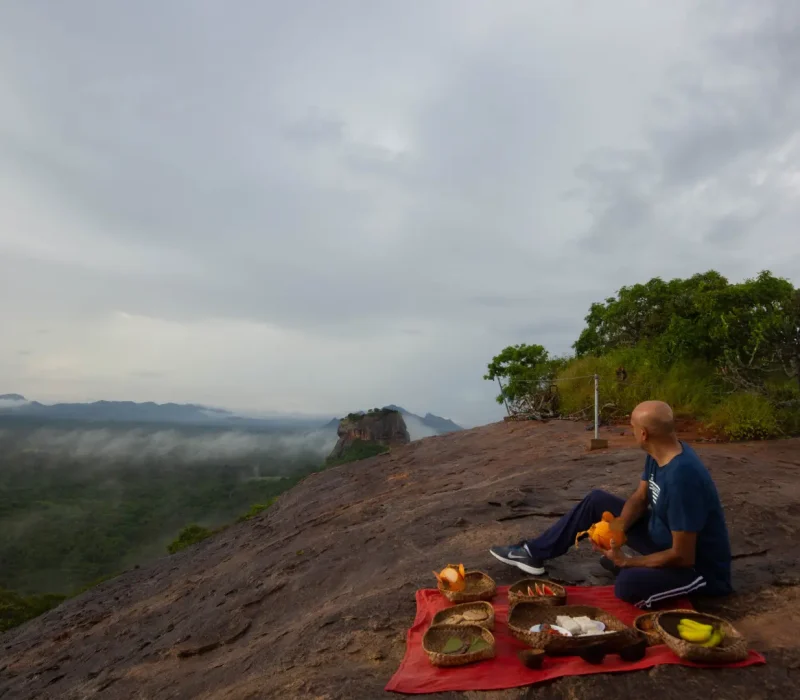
[2,1,799,427]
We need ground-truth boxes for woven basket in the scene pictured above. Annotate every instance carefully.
[422,624,496,667]
[633,612,663,646]
[431,601,495,631]
[654,609,749,664]
[508,578,567,608]
[438,571,497,603]
[508,603,634,655]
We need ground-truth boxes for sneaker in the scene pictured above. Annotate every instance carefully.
[489,543,546,575]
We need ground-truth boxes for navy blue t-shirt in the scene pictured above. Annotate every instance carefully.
[641,442,732,595]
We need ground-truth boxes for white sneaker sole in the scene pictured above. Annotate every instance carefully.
[489,549,546,575]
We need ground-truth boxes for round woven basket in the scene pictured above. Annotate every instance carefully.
[438,571,497,603]
[431,601,495,631]
[508,603,634,654]
[654,609,748,664]
[508,578,567,608]
[633,612,663,646]
[422,624,496,667]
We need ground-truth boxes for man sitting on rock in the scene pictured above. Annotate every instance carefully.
[490,400,733,608]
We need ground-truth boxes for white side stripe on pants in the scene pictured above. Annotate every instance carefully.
[636,576,707,609]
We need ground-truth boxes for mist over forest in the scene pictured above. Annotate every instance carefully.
[0,417,334,596]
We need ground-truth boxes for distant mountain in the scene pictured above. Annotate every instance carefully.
[382,405,462,434]
[419,412,463,434]
[0,395,463,435]
[0,395,325,431]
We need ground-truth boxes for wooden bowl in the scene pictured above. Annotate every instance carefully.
[518,648,545,669]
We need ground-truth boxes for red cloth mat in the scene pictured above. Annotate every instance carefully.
[386,585,765,694]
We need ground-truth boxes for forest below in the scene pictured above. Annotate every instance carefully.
[0,419,332,631]
[486,270,800,440]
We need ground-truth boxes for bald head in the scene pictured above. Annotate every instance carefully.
[631,400,676,441]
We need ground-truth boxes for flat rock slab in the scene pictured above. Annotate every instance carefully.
[1,421,799,699]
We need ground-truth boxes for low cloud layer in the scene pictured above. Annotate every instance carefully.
[1,1,799,426]
[0,426,337,466]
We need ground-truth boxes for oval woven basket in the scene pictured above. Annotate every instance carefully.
[508,578,567,608]
[654,609,749,664]
[633,612,663,646]
[438,571,497,603]
[422,624,496,667]
[508,603,634,654]
[431,601,495,631]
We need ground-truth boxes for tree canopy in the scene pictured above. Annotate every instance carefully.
[486,270,800,437]
[572,270,799,391]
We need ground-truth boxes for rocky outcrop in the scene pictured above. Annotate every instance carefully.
[3,422,799,699]
[327,408,410,460]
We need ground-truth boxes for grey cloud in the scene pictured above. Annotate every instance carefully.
[282,112,345,147]
[1,1,799,425]
[577,1,800,262]
[704,210,766,244]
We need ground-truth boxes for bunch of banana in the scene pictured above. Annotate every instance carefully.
[677,618,725,648]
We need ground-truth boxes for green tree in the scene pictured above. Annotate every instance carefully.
[487,269,800,438]
[483,344,566,405]
[1,588,66,632]
[167,524,215,554]
[572,271,730,360]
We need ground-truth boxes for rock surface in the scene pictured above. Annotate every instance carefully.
[328,408,410,460]
[1,421,799,699]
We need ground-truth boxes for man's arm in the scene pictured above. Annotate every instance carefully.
[615,531,697,569]
[618,480,649,531]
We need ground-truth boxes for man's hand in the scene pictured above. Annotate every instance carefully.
[603,542,629,567]
[593,538,629,567]
[607,531,698,570]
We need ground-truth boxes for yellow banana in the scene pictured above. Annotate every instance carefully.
[679,618,714,633]
[677,623,713,643]
[701,630,723,648]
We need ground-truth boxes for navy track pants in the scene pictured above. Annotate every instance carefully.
[524,489,707,608]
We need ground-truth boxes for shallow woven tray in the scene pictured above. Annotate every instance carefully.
[633,612,663,646]
[422,624,496,667]
[655,609,749,664]
[508,603,634,654]
[438,571,497,603]
[508,578,567,608]
[431,601,495,630]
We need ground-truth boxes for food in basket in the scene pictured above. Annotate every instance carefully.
[468,638,491,652]
[529,615,610,637]
[526,583,557,596]
[433,564,466,591]
[442,637,466,654]
[441,634,490,655]
[677,618,725,647]
[575,511,627,550]
[554,615,607,636]
[530,623,570,636]
[462,609,489,622]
